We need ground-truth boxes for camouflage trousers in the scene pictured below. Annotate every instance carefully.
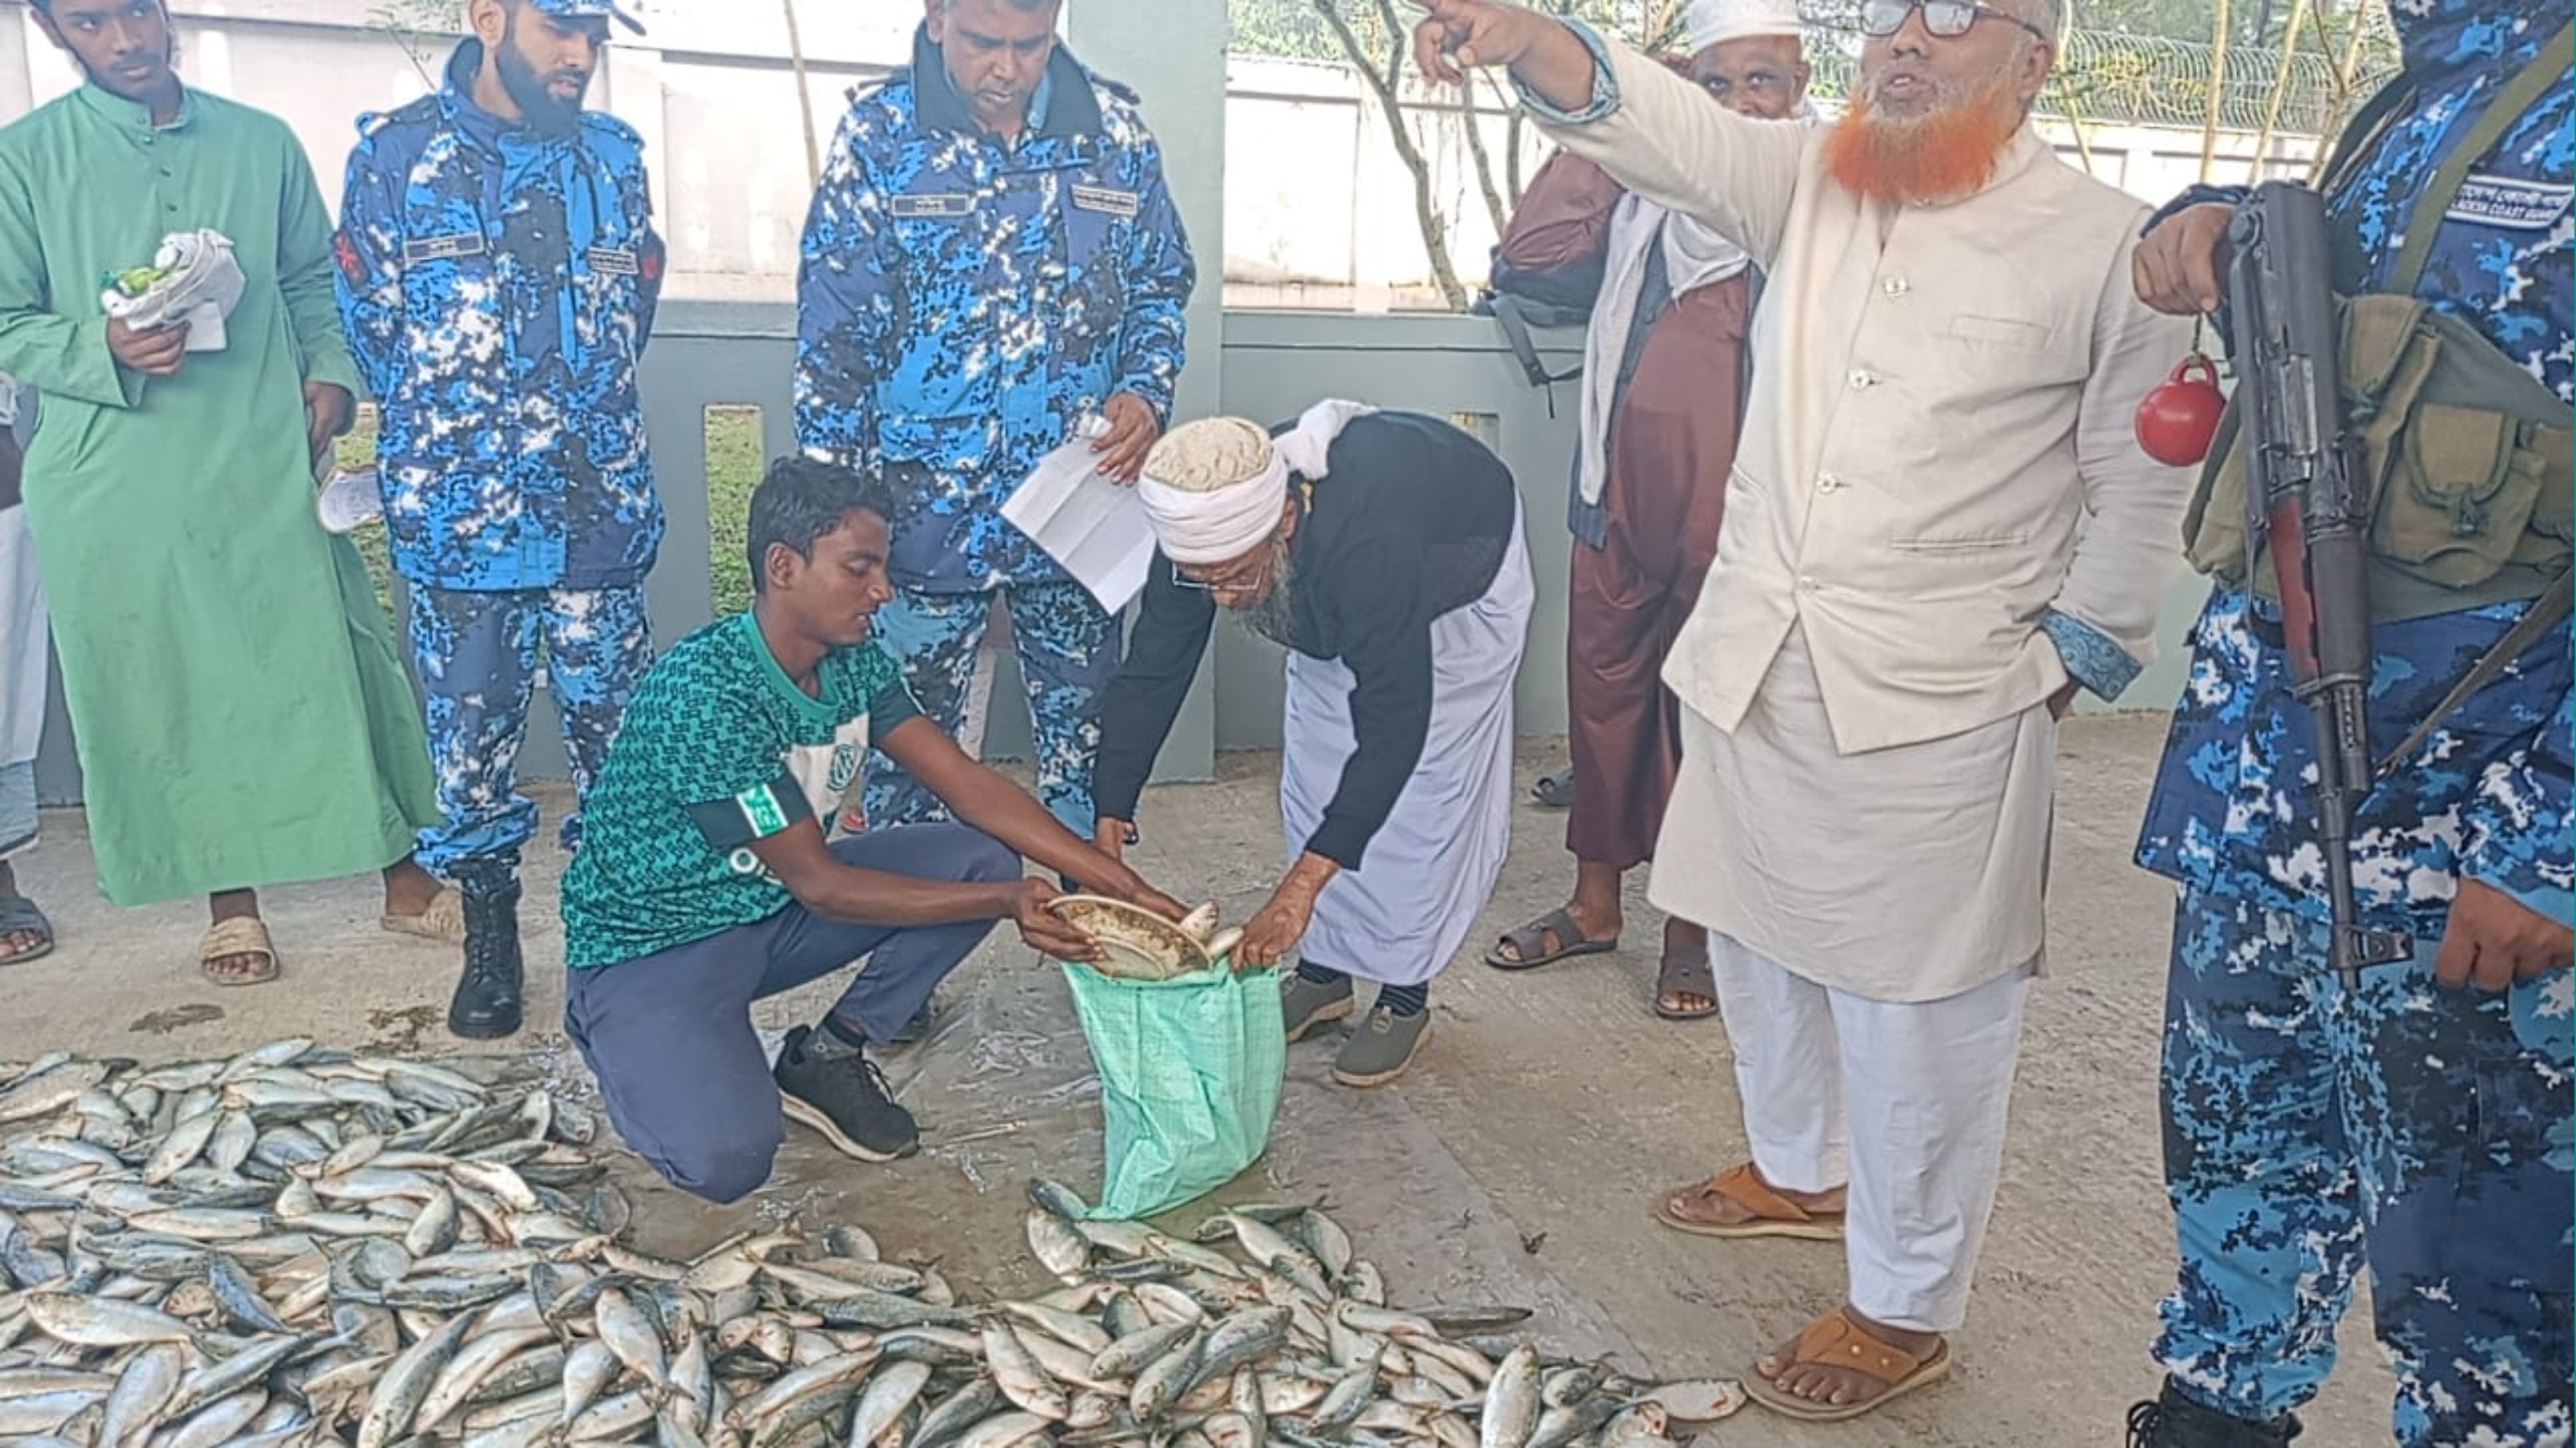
[407,583,654,883]
[2156,886,2573,1446]
[859,580,1114,839]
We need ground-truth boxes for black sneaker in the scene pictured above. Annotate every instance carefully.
[2126,1380,2301,1448]
[774,1027,919,1162]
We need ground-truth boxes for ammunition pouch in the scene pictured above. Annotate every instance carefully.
[2184,292,2573,622]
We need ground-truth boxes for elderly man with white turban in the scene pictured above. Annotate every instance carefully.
[1092,403,1532,1087]
[1485,0,1809,1022]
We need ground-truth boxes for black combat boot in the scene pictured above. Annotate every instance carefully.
[450,875,525,1039]
[2127,1379,2302,1448]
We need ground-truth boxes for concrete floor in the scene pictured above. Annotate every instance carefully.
[0,714,2395,1446]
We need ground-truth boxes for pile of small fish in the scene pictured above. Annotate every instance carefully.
[0,1041,1742,1447]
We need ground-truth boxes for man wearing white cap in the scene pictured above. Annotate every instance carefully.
[1485,0,1809,1023]
[1092,404,1532,1087]
[1415,0,2193,1423]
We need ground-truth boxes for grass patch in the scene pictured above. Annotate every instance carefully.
[330,404,769,621]
[706,405,762,617]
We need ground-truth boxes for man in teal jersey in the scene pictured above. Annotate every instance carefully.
[561,456,1179,1201]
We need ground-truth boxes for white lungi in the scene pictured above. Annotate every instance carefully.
[1712,932,2031,1332]
[1281,511,1532,987]
[1648,627,2056,1002]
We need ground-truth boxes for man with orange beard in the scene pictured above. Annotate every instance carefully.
[1416,0,2192,1423]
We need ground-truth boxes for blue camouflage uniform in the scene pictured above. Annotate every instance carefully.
[334,21,664,887]
[794,24,1194,837]
[2133,4,2573,1442]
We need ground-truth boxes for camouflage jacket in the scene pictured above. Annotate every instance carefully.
[2135,0,2572,930]
[335,39,666,591]
[793,26,1195,592]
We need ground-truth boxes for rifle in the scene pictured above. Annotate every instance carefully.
[2223,182,2414,987]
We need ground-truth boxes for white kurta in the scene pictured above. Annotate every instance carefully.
[1281,513,1533,987]
[1648,627,2055,1003]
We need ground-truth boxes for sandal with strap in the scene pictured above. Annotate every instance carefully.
[199,916,280,987]
[0,893,54,967]
[382,884,466,945]
[1744,1307,1951,1423]
[1531,771,1574,809]
[1486,906,1618,971]
[1653,1162,1846,1241]
[1653,945,1720,1021]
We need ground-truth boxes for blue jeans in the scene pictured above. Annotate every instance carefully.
[2155,886,2573,1445]
[564,823,1018,1203]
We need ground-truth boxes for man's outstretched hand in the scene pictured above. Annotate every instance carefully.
[1410,0,1556,83]
[2435,878,2574,992]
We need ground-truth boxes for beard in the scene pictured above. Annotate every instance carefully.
[1222,537,1302,646]
[1822,62,2027,205]
[496,23,588,135]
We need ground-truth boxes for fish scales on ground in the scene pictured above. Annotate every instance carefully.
[0,1051,1739,1444]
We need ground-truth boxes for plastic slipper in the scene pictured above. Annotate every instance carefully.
[382,884,466,945]
[1654,1163,1846,1241]
[1743,1308,1951,1423]
[199,916,280,986]
[1530,771,1574,809]
[1485,906,1617,971]
[0,893,54,967]
[1653,945,1720,1021]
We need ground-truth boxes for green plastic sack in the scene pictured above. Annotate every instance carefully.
[1060,961,1285,1220]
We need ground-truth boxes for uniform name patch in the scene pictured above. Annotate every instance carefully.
[1069,185,1140,219]
[890,193,975,219]
[402,231,486,263]
[2446,175,2573,230]
[586,246,641,276]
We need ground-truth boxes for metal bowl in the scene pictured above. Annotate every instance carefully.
[1047,896,1242,980]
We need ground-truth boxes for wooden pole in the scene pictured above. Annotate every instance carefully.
[783,0,822,185]
[2196,0,2234,181]
[2248,0,2308,181]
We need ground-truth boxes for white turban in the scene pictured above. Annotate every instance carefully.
[1136,399,1377,566]
[1685,0,1802,51]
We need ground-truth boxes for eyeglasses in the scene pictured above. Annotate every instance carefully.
[1858,0,2050,42]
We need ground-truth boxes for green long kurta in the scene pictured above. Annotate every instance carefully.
[0,83,436,906]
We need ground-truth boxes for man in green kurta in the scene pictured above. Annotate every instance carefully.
[0,0,444,983]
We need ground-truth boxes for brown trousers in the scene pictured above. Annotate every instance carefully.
[1566,274,1749,870]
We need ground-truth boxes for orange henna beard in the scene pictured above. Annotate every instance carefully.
[1823,69,2026,205]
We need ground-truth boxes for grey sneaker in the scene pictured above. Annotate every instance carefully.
[1332,1005,1431,1087]
[1282,971,1355,1043]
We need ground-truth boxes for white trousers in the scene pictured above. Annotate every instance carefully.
[0,506,47,857]
[1710,931,2032,1333]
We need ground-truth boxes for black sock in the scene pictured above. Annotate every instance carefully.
[1295,958,1346,987]
[810,1013,868,1059]
[1377,982,1428,1017]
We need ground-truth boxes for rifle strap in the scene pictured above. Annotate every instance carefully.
[2374,566,2574,779]
[2386,19,2574,297]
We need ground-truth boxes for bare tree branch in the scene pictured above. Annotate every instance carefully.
[1312,0,1471,309]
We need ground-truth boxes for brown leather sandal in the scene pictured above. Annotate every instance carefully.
[1743,1307,1951,1423]
[1653,1162,1846,1241]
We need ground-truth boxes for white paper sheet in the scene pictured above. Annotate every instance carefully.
[999,419,1158,614]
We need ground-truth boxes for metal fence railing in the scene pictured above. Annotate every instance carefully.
[1230,0,2400,136]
